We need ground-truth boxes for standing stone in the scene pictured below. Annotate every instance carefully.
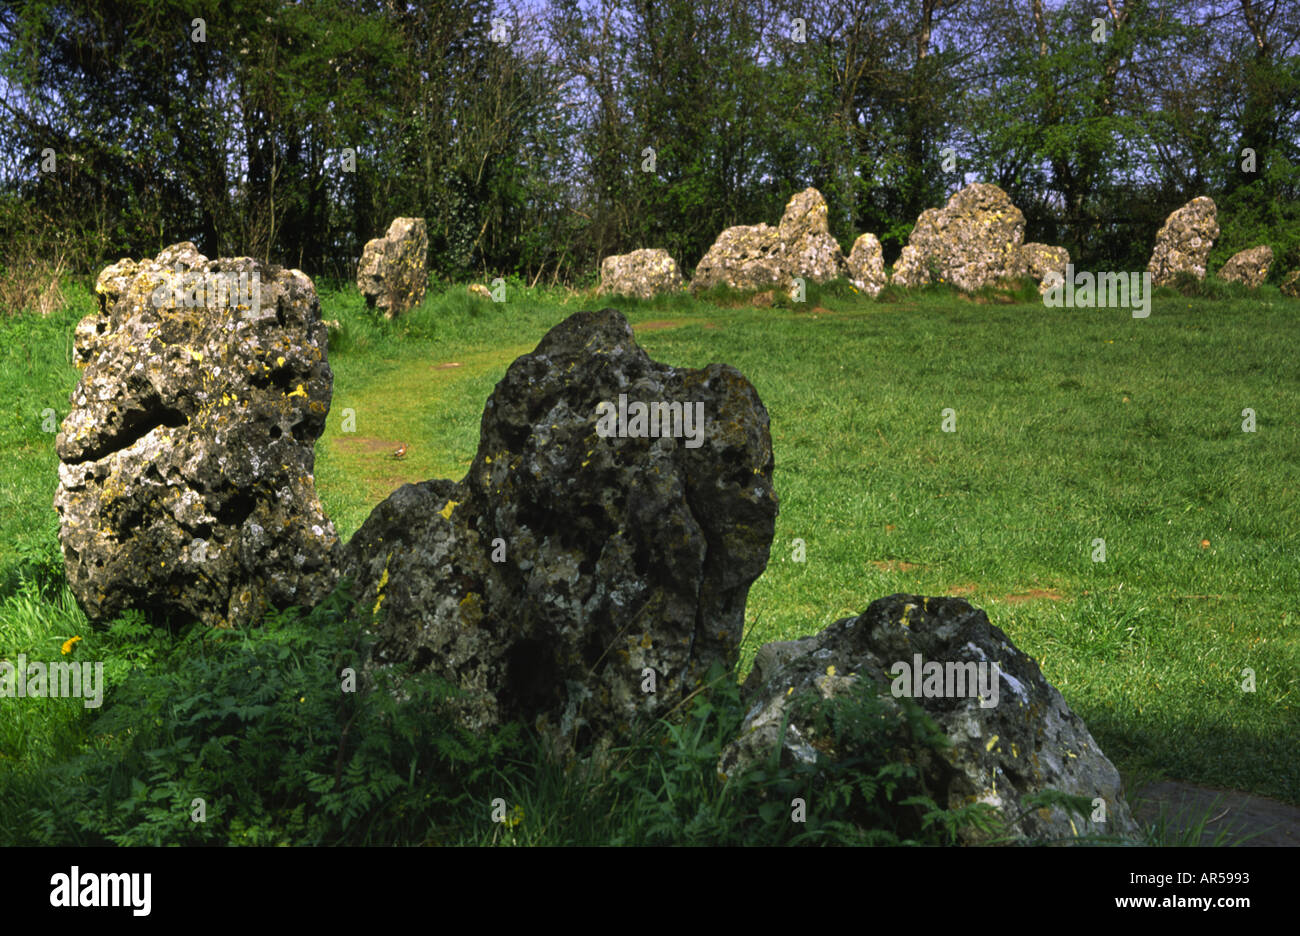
[890,242,933,290]
[1282,270,1300,298]
[1217,245,1273,288]
[692,188,847,295]
[56,243,340,628]
[846,233,887,297]
[691,223,785,294]
[889,183,1032,292]
[357,217,428,317]
[598,248,684,299]
[719,594,1143,844]
[1013,243,1072,295]
[1147,197,1219,287]
[341,308,779,757]
[777,188,849,285]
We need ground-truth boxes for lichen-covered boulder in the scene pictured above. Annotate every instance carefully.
[56,243,340,628]
[692,188,846,294]
[889,183,1032,292]
[357,217,428,317]
[1013,243,1071,294]
[598,248,683,299]
[846,233,886,297]
[777,188,848,285]
[1217,245,1273,288]
[691,223,784,294]
[890,242,933,289]
[1147,197,1219,286]
[719,594,1142,845]
[341,308,779,756]
[468,283,493,300]
[1282,270,1300,298]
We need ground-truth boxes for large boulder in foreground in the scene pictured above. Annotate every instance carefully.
[1217,245,1273,288]
[342,308,779,755]
[1147,197,1219,286]
[598,248,683,299]
[56,243,340,628]
[692,187,847,296]
[891,183,1046,292]
[720,594,1142,844]
[357,217,428,317]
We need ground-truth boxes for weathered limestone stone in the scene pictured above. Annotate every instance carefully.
[1217,245,1273,288]
[692,188,847,294]
[57,243,340,628]
[1282,270,1300,297]
[341,308,779,756]
[1013,243,1072,295]
[691,223,784,294]
[778,188,849,285]
[846,233,887,297]
[890,243,931,289]
[890,183,1042,292]
[357,217,428,317]
[598,248,684,299]
[719,594,1143,845]
[1147,197,1219,287]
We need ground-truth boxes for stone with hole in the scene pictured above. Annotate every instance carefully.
[56,243,339,628]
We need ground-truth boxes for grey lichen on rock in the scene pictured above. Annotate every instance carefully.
[1013,243,1071,295]
[1147,197,1219,287]
[341,308,779,757]
[890,183,1064,293]
[720,594,1143,844]
[846,233,887,297]
[55,242,340,628]
[1217,245,1273,288]
[357,217,428,317]
[598,248,683,299]
[692,187,848,295]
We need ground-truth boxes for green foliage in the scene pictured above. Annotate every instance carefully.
[5,582,525,846]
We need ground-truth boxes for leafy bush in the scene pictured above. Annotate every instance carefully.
[7,582,525,846]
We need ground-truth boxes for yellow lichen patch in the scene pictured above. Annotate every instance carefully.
[277,356,286,367]
[640,632,652,649]
[440,500,458,520]
[372,553,392,617]
[985,734,999,752]
[287,384,307,398]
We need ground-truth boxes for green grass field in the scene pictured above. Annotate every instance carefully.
[2,274,1297,844]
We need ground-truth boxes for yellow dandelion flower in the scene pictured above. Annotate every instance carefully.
[61,636,82,655]
[506,804,525,828]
